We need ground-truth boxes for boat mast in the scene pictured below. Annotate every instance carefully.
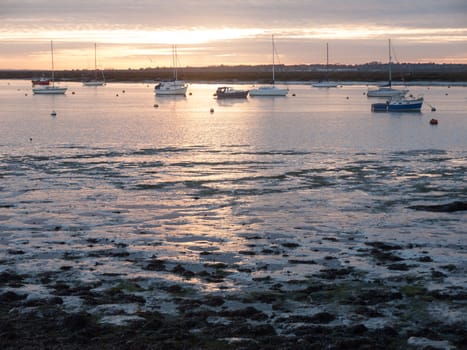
[173,45,177,81]
[272,35,275,84]
[94,43,97,80]
[326,42,329,81]
[388,39,392,87]
[50,40,55,87]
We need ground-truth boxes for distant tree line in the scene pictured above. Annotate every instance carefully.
[2,63,467,82]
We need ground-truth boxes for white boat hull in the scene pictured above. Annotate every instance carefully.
[83,80,105,86]
[367,87,408,97]
[155,81,188,96]
[32,86,67,95]
[249,86,288,96]
[312,81,338,88]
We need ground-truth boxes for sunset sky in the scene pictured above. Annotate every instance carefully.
[1,0,466,70]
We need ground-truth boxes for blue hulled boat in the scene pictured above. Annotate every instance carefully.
[372,95,424,112]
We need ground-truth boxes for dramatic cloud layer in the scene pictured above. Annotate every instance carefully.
[1,0,466,69]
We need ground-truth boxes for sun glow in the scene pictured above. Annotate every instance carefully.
[0,24,465,69]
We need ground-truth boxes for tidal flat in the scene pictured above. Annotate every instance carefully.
[1,81,466,349]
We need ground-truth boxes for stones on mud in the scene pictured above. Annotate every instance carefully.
[219,306,268,321]
[365,241,405,264]
[171,264,195,279]
[0,291,27,303]
[7,249,25,255]
[408,200,467,212]
[387,263,412,271]
[281,242,300,249]
[318,267,354,279]
[345,288,403,306]
[144,256,166,271]
[0,271,27,287]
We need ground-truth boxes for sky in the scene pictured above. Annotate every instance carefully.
[1,0,466,70]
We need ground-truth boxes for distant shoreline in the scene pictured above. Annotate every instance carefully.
[1,63,467,83]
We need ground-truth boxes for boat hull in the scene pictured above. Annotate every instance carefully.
[32,78,51,86]
[83,80,105,86]
[372,100,423,112]
[367,87,408,97]
[312,81,338,88]
[32,86,67,95]
[155,81,188,96]
[249,86,288,96]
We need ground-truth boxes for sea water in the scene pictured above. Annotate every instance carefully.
[0,80,465,294]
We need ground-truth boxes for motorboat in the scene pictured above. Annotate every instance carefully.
[32,41,67,95]
[31,77,50,86]
[367,39,408,97]
[249,35,288,97]
[371,94,423,112]
[214,86,249,99]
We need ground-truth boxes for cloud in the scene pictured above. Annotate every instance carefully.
[0,0,466,68]
[2,0,466,29]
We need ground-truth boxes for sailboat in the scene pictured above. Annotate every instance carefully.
[312,43,338,88]
[32,41,67,95]
[249,35,288,96]
[367,39,408,97]
[83,43,105,86]
[154,45,188,96]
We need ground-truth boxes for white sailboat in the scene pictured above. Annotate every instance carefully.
[83,43,105,86]
[312,43,338,88]
[249,35,288,96]
[154,45,188,96]
[367,39,408,97]
[32,41,67,95]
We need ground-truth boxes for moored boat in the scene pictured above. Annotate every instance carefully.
[367,39,408,97]
[249,35,288,97]
[155,45,188,96]
[214,86,249,99]
[83,43,105,87]
[31,77,51,86]
[312,43,338,88]
[32,41,67,95]
[371,94,423,112]
[155,80,188,96]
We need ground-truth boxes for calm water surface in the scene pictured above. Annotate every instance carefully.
[0,80,465,292]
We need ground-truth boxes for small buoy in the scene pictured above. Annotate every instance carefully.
[431,107,436,112]
[116,94,119,97]
[445,93,448,96]
[51,110,57,116]
[292,93,296,96]
[210,108,214,113]
[430,118,438,125]
[25,93,28,96]
[154,104,159,108]
[122,90,125,93]
[29,138,32,142]
[189,92,192,96]
[72,91,75,94]
[346,96,349,99]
